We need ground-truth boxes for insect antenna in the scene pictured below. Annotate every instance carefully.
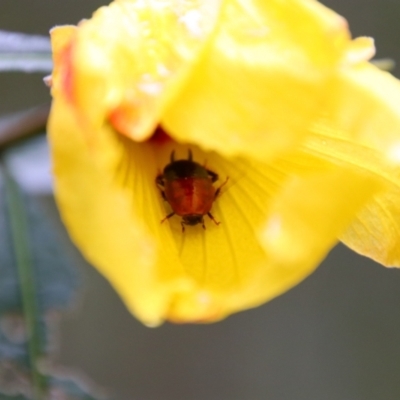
[188,149,193,161]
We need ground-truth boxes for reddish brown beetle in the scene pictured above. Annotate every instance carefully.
[156,150,228,231]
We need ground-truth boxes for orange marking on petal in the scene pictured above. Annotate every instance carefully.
[109,103,140,138]
[60,43,75,104]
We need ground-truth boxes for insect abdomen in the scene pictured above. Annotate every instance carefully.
[165,178,215,216]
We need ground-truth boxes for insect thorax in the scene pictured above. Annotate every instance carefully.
[164,160,209,180]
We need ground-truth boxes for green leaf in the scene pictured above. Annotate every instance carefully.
[0,164,78,350]
[0,136,106,400]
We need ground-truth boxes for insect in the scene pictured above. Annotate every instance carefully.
[156,150,228,232]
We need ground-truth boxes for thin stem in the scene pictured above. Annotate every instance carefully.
[0,104,50,150]
[2,161,47,399]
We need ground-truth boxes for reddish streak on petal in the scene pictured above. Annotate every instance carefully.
[109,103,141,138]
[61,42,75,103]
[58,42,97,150]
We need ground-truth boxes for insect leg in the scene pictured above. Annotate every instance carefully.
[215,177,229,198]
[155,174,165,187]
[181,221,186,233]
[206,169,219,183]
[161,212,175,224]
[188,149,193,161]
[155,175,167,200]
[207,212,220,226]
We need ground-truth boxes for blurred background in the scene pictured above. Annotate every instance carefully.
[1,1,400,399]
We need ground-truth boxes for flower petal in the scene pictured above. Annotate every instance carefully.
[344,36,375,65]
[319,63,400,157]
[49,25,77,96]
[153,147,381,321]
[49,96,197,326]
[162,0,351,160]
[300,63,400,267]
[341,189,400,267]
[49,90,382,323]
[46,92,283,322]
[48,0,400,325]
[62,0,222,142]
[260,165,381,268]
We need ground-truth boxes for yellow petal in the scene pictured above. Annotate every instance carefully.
[318,62,400,157]
[50,95,274,323]
[48,0,400,325]
[299,62,400,266]
[162,0,351,161]
[341,189,400,267]
[50,97,191,326]
[49,89,382,323]
[344,36,375,65]
[49,25,77,97]
[261,165,381,268]
[67,0,223,142]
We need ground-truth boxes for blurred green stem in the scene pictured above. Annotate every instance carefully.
[3,162,47,399]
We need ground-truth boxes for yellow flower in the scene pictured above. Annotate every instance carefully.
[48,0,400,326]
